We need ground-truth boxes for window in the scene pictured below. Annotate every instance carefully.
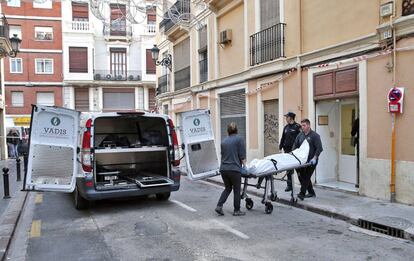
[220,90,246,142]
[75,88,89,111]
[137,87,144,110]
[35,27,53,41]
[7,0,20,7]
[198,25,208,83]
[110,48,127,77]
[9,25,22,40]
[69,47,88,73]
[173,38,191,91]
[103,88,135,111]
[146,6,156,24]
[163,104,169,115]
[110,4,126,36]
[146,49,156,74]
[35,59,53,74]
[11,92,24,107]
[72,2,89,21]
[260,0,280,30]
[36,92,55,106]
[33,0,52,9]
[10,58,23,73]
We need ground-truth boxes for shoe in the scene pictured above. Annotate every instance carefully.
[215,206,224,216]
[297,193,305,201]
[305,193,316,198]
[285,186,292,192]
[233,210,246,216]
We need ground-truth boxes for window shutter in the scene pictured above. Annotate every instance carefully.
[37,92,55,106]
[146,49,156,74]
[198,25,207,50]
[69,47,88,73]
[72,2,89,20]
[147,7,156,23]
[220,90,246,142]
[173,38,190,71]
[75,88,89,111]
[148,88,156,111]
[260,0,280,30]
[103,88,135,111]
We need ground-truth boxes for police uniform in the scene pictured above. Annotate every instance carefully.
[279,113,301,191]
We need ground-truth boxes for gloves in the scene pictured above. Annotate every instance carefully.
[240,166,248,175]
[309,159,317,165]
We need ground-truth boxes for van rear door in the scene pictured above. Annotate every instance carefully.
[181,109,219,180]
[24,105,80,192]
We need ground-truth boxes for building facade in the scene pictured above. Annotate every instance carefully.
[155,0,414,205]
[2,0,63,133]
[61,0,157,113]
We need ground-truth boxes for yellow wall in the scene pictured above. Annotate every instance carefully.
[261,81,278,101]
[283,71,302,120]
[248,80,258,149]
[284,0,301,57]
[301,0,379,54]
[190,27,198,86]
[199,97,208,109]
[208,15,216,80]
[217,3,245,78]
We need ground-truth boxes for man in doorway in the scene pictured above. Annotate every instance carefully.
[279,112,301,192]
[293,119,323,200]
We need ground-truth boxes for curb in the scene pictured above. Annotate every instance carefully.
[0,190,28,261]
[206,178,414,242]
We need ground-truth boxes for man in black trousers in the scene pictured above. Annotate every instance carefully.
[279,112,301,192]
[293,119,323,200]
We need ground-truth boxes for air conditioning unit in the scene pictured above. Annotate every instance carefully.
[117,75,123,80]
[380,2,393,17]
[128,75,134,81]
[94,74,101,80]
[219,29,232,44]
[106,74,112,80]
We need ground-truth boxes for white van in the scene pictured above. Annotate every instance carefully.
[24,106,220,209]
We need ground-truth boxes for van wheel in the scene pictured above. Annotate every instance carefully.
[156,192,171,201]
[74,187,89,210]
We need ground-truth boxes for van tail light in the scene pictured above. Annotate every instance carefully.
[81,119,92,172]
[167,119,180,167]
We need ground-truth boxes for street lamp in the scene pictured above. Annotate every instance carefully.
[151,44,172,71]
[9,34,21,58]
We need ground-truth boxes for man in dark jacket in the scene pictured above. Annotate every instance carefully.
[293,119,323,200]
[279,112,301,192]
[215,122,246,217]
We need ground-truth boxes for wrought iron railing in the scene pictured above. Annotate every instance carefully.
[157,74,170,95]
[402,0,414,16]
[159,0,190,32]
[103,24,132,37]
[250,23,286,66]
[174,66,190,91]
[94,70,142,81]
[0,14,10,41]
[199,58,208,83]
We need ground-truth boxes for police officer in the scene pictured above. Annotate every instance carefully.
[279,112,301,192]
[293,119,323,200]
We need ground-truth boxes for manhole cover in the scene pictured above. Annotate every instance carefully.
[135,220,168,236]
[370,216,412,230]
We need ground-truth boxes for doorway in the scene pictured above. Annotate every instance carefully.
[263,99,279,156]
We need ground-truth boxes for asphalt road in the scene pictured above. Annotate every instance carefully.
[6,177,414,261]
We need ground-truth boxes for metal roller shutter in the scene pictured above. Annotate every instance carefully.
[220,89,246,142]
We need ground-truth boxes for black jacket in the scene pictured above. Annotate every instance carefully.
[293,130,323,162]
[279,122,301,152]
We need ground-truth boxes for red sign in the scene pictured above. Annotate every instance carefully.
[388,88,402,102]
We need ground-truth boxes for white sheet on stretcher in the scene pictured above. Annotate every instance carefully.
[246,140,310,175]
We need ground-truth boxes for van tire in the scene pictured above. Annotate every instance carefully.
[156,192,171,201]
[74,187,89,210]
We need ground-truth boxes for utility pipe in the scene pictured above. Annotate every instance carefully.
[390,0,397,202]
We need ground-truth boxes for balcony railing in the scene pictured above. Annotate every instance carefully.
[199,58,208,83]
[250,23,286,66]
[144,23,156,34]
[69,20,90,31]
[402,0,414,16]
[159,0,190,32]
[157,74,170,95]
[174,66,190,91]
[93,70,142,81]
[103,24,132,38]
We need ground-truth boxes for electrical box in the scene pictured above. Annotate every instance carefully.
[387,87,405,113]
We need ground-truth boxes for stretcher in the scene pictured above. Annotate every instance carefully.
[241,140,311,214]
[241,162,312,214]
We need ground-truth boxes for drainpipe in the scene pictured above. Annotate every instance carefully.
[390,0,397,202]
[298,0,303,119]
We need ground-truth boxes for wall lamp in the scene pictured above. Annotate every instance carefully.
[151,44,172,71]
[8,34,21,58]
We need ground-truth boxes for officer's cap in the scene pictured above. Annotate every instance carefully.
[284,112,296,118]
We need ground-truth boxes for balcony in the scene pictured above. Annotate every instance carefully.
[250,23,286,66]
[159,0,190,41]
[0,14,12,58]
[93,70,142,81]
[144,24,156,35]
[402,0,414,16]
[174,66,190,91]
[199,58,208,83]
[103,24,132,41]
[66,20,92,32]
[203,0,239,13]
[157,74,170,95]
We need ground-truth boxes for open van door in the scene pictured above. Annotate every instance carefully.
[181,109,219,180]
[24,105,80,192]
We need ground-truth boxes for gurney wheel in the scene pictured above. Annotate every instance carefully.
[270,192,278,201]
[265,202,273,214]
[245,198,254,210]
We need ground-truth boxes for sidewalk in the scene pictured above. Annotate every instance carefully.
[0,159,28,260]
[206,175,414,241]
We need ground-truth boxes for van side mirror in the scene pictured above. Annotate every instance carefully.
[76,147,81,154]
[181,143,185,150]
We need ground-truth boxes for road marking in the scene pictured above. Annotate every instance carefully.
[170,200,197,212]
[35,194,43,204]
[30,220,41,238]
[212,219,250,239]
